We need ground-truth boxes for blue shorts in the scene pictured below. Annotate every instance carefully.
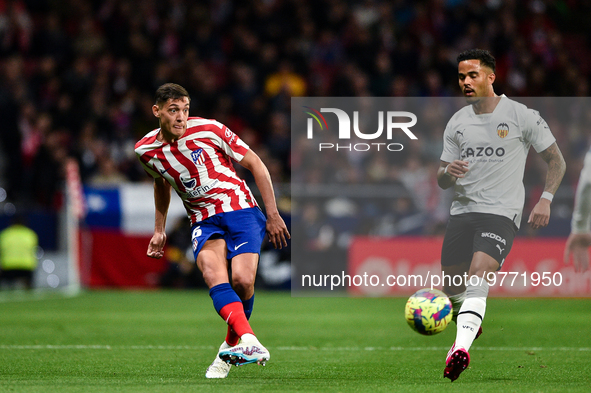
[190,207,267,261]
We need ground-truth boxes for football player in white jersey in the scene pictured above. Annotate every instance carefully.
[437,49,566,382]
[564,146,591,272]
[136,83,290,378]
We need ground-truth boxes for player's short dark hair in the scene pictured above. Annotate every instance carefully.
[155,83,190,107]
[457,49,496,72]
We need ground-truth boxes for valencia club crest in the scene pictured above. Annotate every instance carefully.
[497,123,509,138]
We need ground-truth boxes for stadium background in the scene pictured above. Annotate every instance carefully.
[0,0,590,290]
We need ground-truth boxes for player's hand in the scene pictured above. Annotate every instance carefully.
[147,232,167,258]
[446,160,469,178]
[266,212,290,249]
[564,233,591,272]
[528,199,551,229]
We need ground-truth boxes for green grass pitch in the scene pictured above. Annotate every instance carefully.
[0,290,589,392]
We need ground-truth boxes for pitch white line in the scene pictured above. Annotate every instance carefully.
[0,345,589,351]
[0,345,215,350]
[0,288,79,303]
[279,346,591,352]
[390,346,591,351]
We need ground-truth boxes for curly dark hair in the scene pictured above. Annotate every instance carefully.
[457,49,496,72]
[155,83,191,107]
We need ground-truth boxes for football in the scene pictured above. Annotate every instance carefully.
[405,288,453,335]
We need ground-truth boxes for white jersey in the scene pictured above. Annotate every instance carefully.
[440,95,556,228]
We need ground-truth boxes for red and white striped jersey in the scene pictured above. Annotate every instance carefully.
[135,117,258,224]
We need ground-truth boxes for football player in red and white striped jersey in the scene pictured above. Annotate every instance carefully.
[135,83,290,378]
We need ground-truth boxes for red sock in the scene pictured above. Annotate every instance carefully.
[219,302,254,339]
[225,327,240,346]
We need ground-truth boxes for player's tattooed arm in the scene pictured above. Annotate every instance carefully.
[538,142,566,195]
[528,142,566,229]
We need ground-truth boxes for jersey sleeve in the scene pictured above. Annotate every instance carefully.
[523,109,556,153]
[440,120,460,163]
[136,153,161,179]
[212,124,250,162]
[134,131,163,179]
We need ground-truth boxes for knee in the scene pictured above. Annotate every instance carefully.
[231,274,254,298]
[468,265,495,280]
[469,252,499,278]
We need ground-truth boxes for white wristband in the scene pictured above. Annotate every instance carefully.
[444,165,450,175]
[541,191,554,202]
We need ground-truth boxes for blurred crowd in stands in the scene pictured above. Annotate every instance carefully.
[1,0,590,223]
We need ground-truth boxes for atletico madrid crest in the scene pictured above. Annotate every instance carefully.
[497,123,509,138]
[191,148,206,165]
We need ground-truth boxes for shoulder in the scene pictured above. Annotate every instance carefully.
[185,117,227,137]
[184,117,242,150]
[453,105,472,121]
[446,105,471,129]
[501,95,526,110]
[501,96,535,119]
[135,129,160,152]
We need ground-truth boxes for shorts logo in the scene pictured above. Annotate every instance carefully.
[234,242,248,251]
[481,232,506,245]
[191,149,206,165]
[496,244,505,255]
[497,123,509,138]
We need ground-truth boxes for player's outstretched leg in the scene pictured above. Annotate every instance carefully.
[205,342,232,378]
[444,277,488,381]
[209,283,269,367]
[206,295,256,378]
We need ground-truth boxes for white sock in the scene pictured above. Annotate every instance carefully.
[220,341,231,350]
[455,278,489,352]
[448,291,466,323]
